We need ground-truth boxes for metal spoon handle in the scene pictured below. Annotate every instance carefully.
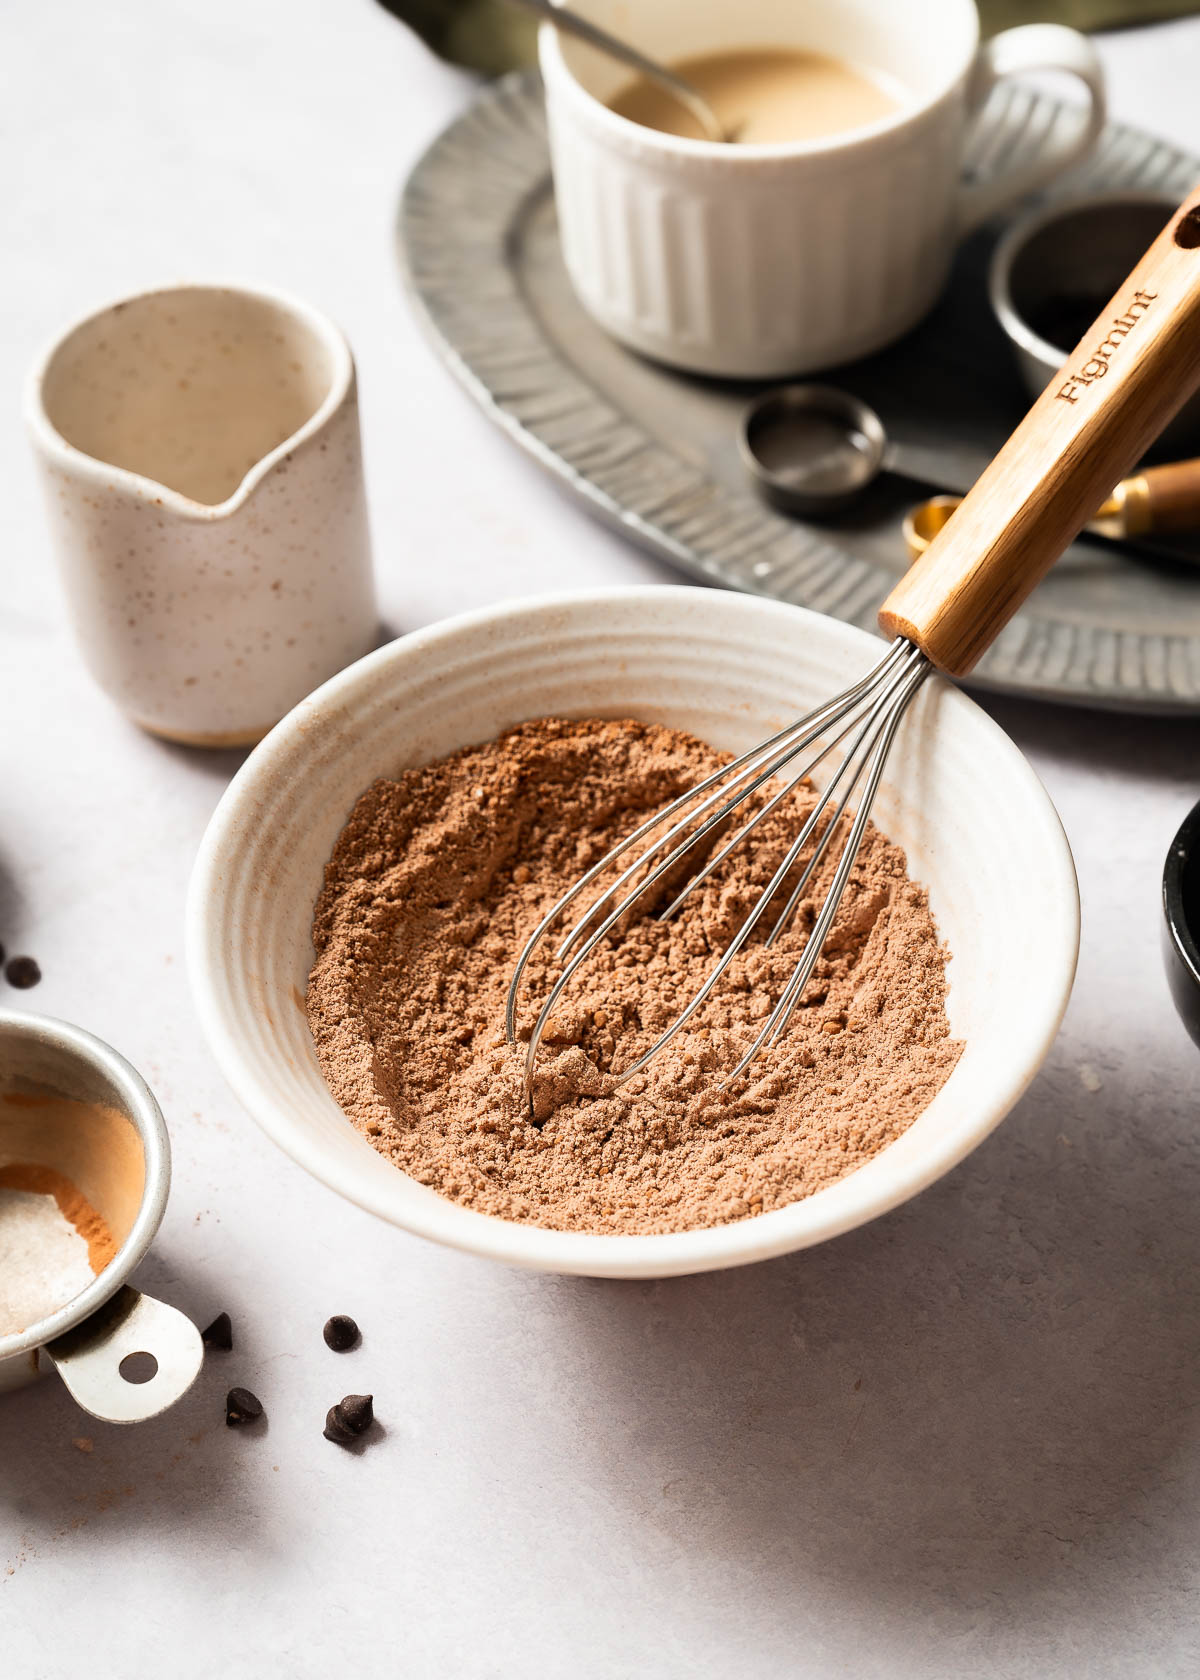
[44,1285,203,1423]
[505,0,727,143]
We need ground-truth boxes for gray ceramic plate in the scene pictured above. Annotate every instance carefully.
[399,71,1200,712]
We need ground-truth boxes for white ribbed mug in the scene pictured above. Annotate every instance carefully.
[540,0,1106,378]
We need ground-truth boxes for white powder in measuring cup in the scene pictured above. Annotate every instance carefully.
[0,1187,95,1337]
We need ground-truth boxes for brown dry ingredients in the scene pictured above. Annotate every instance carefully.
[308,718,962,1235]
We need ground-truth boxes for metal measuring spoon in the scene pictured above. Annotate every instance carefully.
[904,469,1200,565]
[504,0,730,143]
[739,385,907,516]
[905,458,1200,553]
[742,386,1200,571]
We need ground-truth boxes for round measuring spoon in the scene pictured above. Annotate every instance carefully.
[903,494,960,560]
[739,385,896,517]
[905,460,1200,562]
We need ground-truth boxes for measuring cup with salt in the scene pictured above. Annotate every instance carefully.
[0,1010,202,1422]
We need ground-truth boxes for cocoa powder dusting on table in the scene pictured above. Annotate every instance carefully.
[307,718,962,1235]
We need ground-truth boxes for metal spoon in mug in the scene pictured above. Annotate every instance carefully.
[503,0,732,143]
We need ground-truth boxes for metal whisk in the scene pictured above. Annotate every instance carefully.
[507,186,1200,1094]
[506,638,927,1090]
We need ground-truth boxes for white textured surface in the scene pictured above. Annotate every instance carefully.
[2,3,1200,1674]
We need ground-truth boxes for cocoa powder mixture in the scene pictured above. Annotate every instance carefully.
[307,718,962,1235]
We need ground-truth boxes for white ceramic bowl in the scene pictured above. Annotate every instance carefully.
[187,589,1078,1278]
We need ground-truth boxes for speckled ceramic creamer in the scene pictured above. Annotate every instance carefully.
[25,283,377,747]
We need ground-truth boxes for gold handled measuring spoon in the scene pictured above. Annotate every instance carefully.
[502,0,731,143]
[737,384,1200,565]
[905,456,1200,560]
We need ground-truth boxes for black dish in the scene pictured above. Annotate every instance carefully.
[1163,796,1200,1049]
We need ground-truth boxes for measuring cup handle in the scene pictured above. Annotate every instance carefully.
[43,1284,203,1423]
[956,25,1106,236]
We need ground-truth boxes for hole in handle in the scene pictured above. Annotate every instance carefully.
[1174,208,1200,249]
[118,1351,159,1384]
[46,1289,203,1422]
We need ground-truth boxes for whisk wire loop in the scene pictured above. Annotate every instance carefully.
[655,680,892,926]
[503,644,902,1045]
[764,644,927,947]
[723,654,929,1085]
[610,647,926,1087]
[506,637,926,1096]
[553,637,913,967]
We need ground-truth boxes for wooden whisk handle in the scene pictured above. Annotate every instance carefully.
[879,189,1200,675]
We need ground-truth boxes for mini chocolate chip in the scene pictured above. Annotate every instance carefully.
[323,1405,356,1444]
[338,1393,373,1432]
[202,1312,233,1351]
[323,1314,359,1352]
[323,1392,374,1444]
[5,957,41,989]
[225,1386,263,1427]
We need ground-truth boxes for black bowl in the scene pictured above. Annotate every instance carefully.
[1163,797,1200,1049]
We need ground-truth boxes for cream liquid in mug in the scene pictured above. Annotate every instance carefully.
[608,47,904,144]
